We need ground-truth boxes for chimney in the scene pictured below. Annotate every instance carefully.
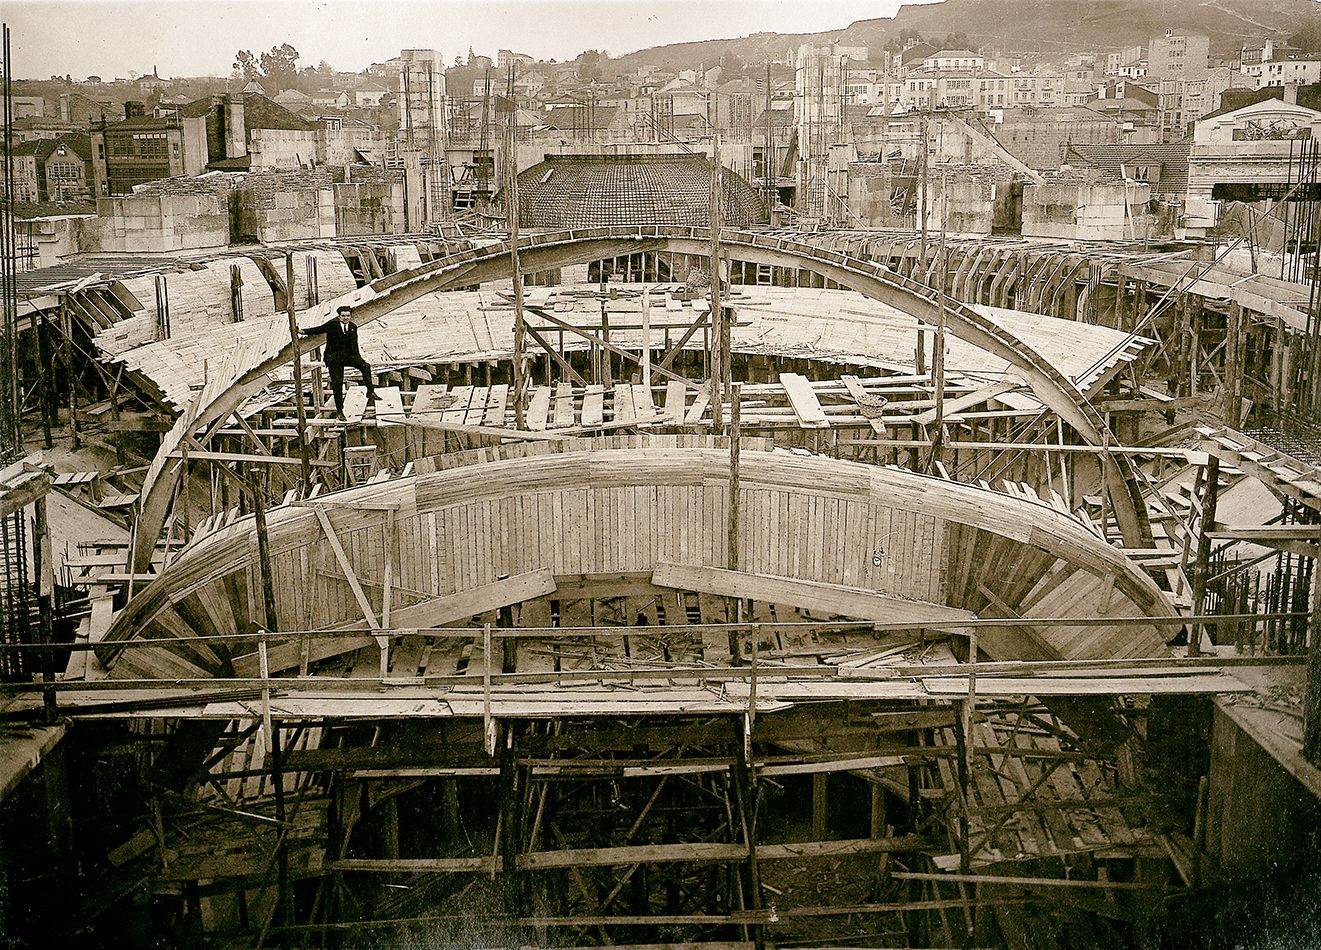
[59,91,71,122]
[124,100,144,119]
[224,93,246,159]
[1284,84,1298,105]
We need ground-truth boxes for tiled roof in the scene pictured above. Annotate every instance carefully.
[513,154,769,229]
[1065,142,1192,195]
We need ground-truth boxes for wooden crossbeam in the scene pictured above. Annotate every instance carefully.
[652,562,977,626]
[232,568,558,675]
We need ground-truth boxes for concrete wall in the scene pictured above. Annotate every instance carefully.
[319,126,389,168]
[846,162,896,228]
[248,128,319,170]
[919,174,999,236]
[254,187,335,242]
[1022,179,1154,240]
[333,179,406,235]
[83,193,230,253]
[14,215,92,269]
[181,117,211,177]
[1203,703,1321,881]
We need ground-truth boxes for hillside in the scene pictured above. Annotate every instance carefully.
[611,0,1319,70]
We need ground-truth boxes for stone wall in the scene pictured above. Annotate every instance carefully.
[83,193,230,253]
[334,178,406,235]
[234,170,336,242]
[845,162,896,228]
[1022,178,1157,240]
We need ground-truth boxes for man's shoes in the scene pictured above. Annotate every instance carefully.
[335,411,346,421]
[366,390,377,404]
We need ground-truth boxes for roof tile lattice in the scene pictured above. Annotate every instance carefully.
[514,154,769,229]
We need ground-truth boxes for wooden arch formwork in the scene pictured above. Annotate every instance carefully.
[128,226,1153,575]
[101,439,1174,681]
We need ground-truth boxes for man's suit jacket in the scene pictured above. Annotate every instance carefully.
[306,318,364,364]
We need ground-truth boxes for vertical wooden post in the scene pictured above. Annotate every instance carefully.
[641,285,652,391]
[36,310,52,449]
[249,471,280,634]
[870,784,887,839]
[33,492,56,721]
[286,253,312,495]
[710,135,725,428]
[58,296,79,448]
[502,93,527,428]
[812,773,828,838]
[1188,454,1220,658]
[728,383,741,572]
[930,180,948,469]
[1303,551,1321,763]
[1224,303,1243,427]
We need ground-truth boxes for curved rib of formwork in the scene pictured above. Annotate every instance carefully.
[102,439,1173,680]
[129,226,1153,573]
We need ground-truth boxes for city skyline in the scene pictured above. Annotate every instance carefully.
[2,0,920,79]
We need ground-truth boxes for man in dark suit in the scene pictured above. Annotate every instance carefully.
[304,305,375,419]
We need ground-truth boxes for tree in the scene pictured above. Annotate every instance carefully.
[233,50,260,83]
[232,43,300,93]
[578,49,607,82]
[259,43,300,93]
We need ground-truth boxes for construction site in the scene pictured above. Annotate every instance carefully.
[1,15,1321,950]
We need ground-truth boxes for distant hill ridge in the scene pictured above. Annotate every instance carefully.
[612,0,1318,70]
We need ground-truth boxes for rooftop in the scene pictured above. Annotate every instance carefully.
[512,154,769,229]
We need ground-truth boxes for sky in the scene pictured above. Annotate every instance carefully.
[2,0,928,80]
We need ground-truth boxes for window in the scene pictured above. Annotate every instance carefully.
[133,132,167,159]
[49,162,79,180]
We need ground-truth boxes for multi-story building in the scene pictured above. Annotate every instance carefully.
[497,50,535,71]
[89,104,209,196]
[922,49,985,73]
[1251,57,1321,88]
[41,135,94,201]
[1105,46,1146,77]
[1147,30,1210,79]
[1185,88,1321,231]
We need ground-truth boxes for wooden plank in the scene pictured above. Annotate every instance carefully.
[652,562,977,625]
[684,386,711,425]
[409,383,449,418]
[633,384,657,424]
[464,387,491,425]
[552,382,575,428]
[780,373,830,428]
[484,384,509,426]
[841,375,885,434]
[663,380,686,424]
[614,385,636,426]
[441,386,474,424]
[526,387,553,431]
[342,386,370,424]
[582,385,605,426]
[233,569,558,674]
[374,386,406,427]
[912,379,1018,426]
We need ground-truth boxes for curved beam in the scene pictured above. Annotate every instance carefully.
[110,441,1174,676]
[131,227,1149,571]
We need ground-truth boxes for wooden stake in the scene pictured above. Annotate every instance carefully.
[641,285,652,391]
[710,135,725,428]
[1188,454,1220,658]
[503,95,527,428]
[286,253,311,495]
